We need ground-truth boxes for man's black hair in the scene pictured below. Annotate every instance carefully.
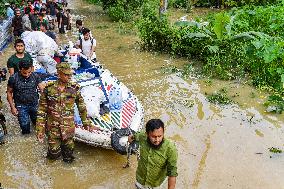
[19,61,33,70]
[76,20,82,26]
[146,119,164,134]
[82,28,90,35]
[14,39,25,48]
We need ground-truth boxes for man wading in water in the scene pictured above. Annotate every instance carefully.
[128,119,178,189]
[7,61,44,135]
[36,62,98,163]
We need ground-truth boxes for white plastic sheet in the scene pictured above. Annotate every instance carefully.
[80,85,105,118]
[22,31,58,74]
[22,31,58,53]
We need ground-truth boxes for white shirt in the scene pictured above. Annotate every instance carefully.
[76,37,96,57]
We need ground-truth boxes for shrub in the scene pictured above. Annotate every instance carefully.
[136,5,284,94]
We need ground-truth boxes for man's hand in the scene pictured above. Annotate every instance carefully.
[37,132,44,143]
[128,135,134,143]
[84,125,100,132]
[11,107,18,116]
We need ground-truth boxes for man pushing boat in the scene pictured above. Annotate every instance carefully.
[36,62,98,163]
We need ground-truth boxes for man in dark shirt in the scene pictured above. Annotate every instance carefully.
[46,0,57,22]
[7,61,45,135]
[11,10,24,37]
[30,7,39,30]
[7,39,33,76]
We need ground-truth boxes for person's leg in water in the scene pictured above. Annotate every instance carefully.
[28,103,38,126]
[61,137,75,163]
[17,105,31,134]
[0,113,7,135]
[47,136,62,160]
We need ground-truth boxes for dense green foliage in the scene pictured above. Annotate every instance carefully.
[92,0,147,21]
[0,0,21,18]
[269,147,282,153]
[169,0,281,8]
[136,3,284,95]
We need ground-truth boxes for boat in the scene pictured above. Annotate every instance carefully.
[32,44,144,155]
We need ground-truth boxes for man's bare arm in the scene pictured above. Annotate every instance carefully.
[168,176,176,189]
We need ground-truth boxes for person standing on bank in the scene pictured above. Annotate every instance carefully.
[7,39,33,76]
[36,63,97,163]
[128,119,178,189]
[7,61,45,135]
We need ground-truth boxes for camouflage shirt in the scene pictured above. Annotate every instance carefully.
[36,80,91,140]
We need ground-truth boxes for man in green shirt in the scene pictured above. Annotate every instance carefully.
[7,39,33,76]
[129,119,178,189]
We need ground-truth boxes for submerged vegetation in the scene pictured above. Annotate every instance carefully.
[264,95,284,114]
[205,88,233,105]
[269,147,283,154]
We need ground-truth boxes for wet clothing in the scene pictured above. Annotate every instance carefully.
[7,52,33,74]
[134,132,178,188]
[7,72,41,106]
[36,80,91,161]
[16,103,38,134]
[7,72,42,134]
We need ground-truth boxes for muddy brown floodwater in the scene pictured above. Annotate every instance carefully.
[1,0,284,189]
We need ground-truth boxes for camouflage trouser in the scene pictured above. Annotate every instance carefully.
[47,136,75,161]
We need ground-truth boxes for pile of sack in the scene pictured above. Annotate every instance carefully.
[22,31,58,74]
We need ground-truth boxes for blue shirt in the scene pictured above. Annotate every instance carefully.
[6,7,14,18]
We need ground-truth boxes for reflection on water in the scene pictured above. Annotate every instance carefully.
[0,0,284,188]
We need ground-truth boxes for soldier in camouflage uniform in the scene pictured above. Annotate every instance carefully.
[36,62,95,163]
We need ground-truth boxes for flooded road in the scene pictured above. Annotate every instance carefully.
[0,0,284,188]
